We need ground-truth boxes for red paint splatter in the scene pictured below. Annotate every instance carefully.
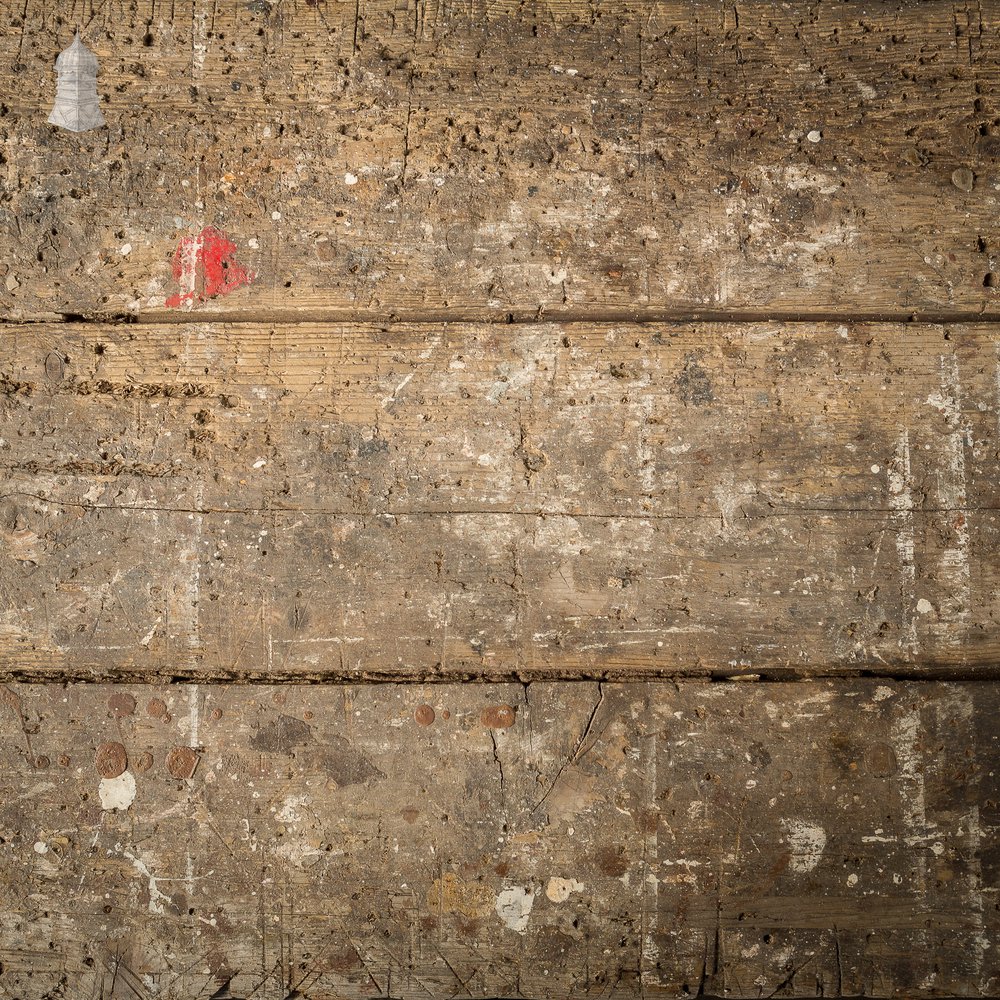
[165,227,256,308]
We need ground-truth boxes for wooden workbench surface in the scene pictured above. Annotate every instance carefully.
[2,2,999,997]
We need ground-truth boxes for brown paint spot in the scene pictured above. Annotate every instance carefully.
[631,808,659,834]
[210,708,223,722]
[415,704,435,726]
[35,755,50,769]
[95,742,128,779]
[272,691,287,705]
[147,698,167,718]
[442,709,451,720]
[249,715,313,754]
[108,693,136,718]
[401,807,419,824]
[593,845,628,877]
[166,746,200,779]
[58,754,70,767]
[480,704,516,729]
[303,710,314,721]
[135,751,154,773]
[865,742,898,778]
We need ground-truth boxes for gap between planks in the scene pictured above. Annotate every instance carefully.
[3,667,1000,686]
[8,307,1000,327]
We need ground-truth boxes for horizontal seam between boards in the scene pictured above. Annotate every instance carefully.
[6,308,1000,327]
[0,669,998,685]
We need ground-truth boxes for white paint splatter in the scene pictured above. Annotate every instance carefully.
[495,886,535,933]
[123,849,174,914]
[782,819,827,872]
[276,794,310,824]
[873,686,895,702]
[545,877,584,903]
[99,771,136,811]
[916,599,934,615]
[344,172,358,185]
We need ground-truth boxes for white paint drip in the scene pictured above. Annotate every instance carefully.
[925,356,971,640]
[495,886,535,933]
[188,684,200,746]
[887,429,915,619]
[891,707,928,899]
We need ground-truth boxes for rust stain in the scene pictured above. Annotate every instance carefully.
[426,872,494,918]
[95,741,128,778]
[166,746,200,779]
[480,705,516,729]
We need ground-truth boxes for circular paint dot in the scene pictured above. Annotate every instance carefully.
[108,692,136,718]
[272,691,287,705]
[303,710,314,721]
[481,705,517,729]
[135,751,154,773]
[414,704,435,726]
[871,465,881,474]
[210,708,223,722]
[58,754,71,767]
[147,698,167,718]
[847,873,859,886]
[95,741,128,779]
[442,709,451,720]
[806,129,822,143]
[35,755,50,769]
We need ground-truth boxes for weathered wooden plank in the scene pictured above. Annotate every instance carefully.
[2,1,999,319]
[1,321,998,679]
[0,679,995,998]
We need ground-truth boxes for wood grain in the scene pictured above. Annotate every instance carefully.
[0,679,995,999]
[1,1,999,319]
[1,320,998,680]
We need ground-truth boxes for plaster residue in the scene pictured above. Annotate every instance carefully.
[99,771,136,811]
[546,876,584,903]
[495,885,535,933]
[782,819,827,872]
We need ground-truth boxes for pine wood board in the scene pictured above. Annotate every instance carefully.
[1,1,999,319]
[1,320,998,680]
[0,679,996,999]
